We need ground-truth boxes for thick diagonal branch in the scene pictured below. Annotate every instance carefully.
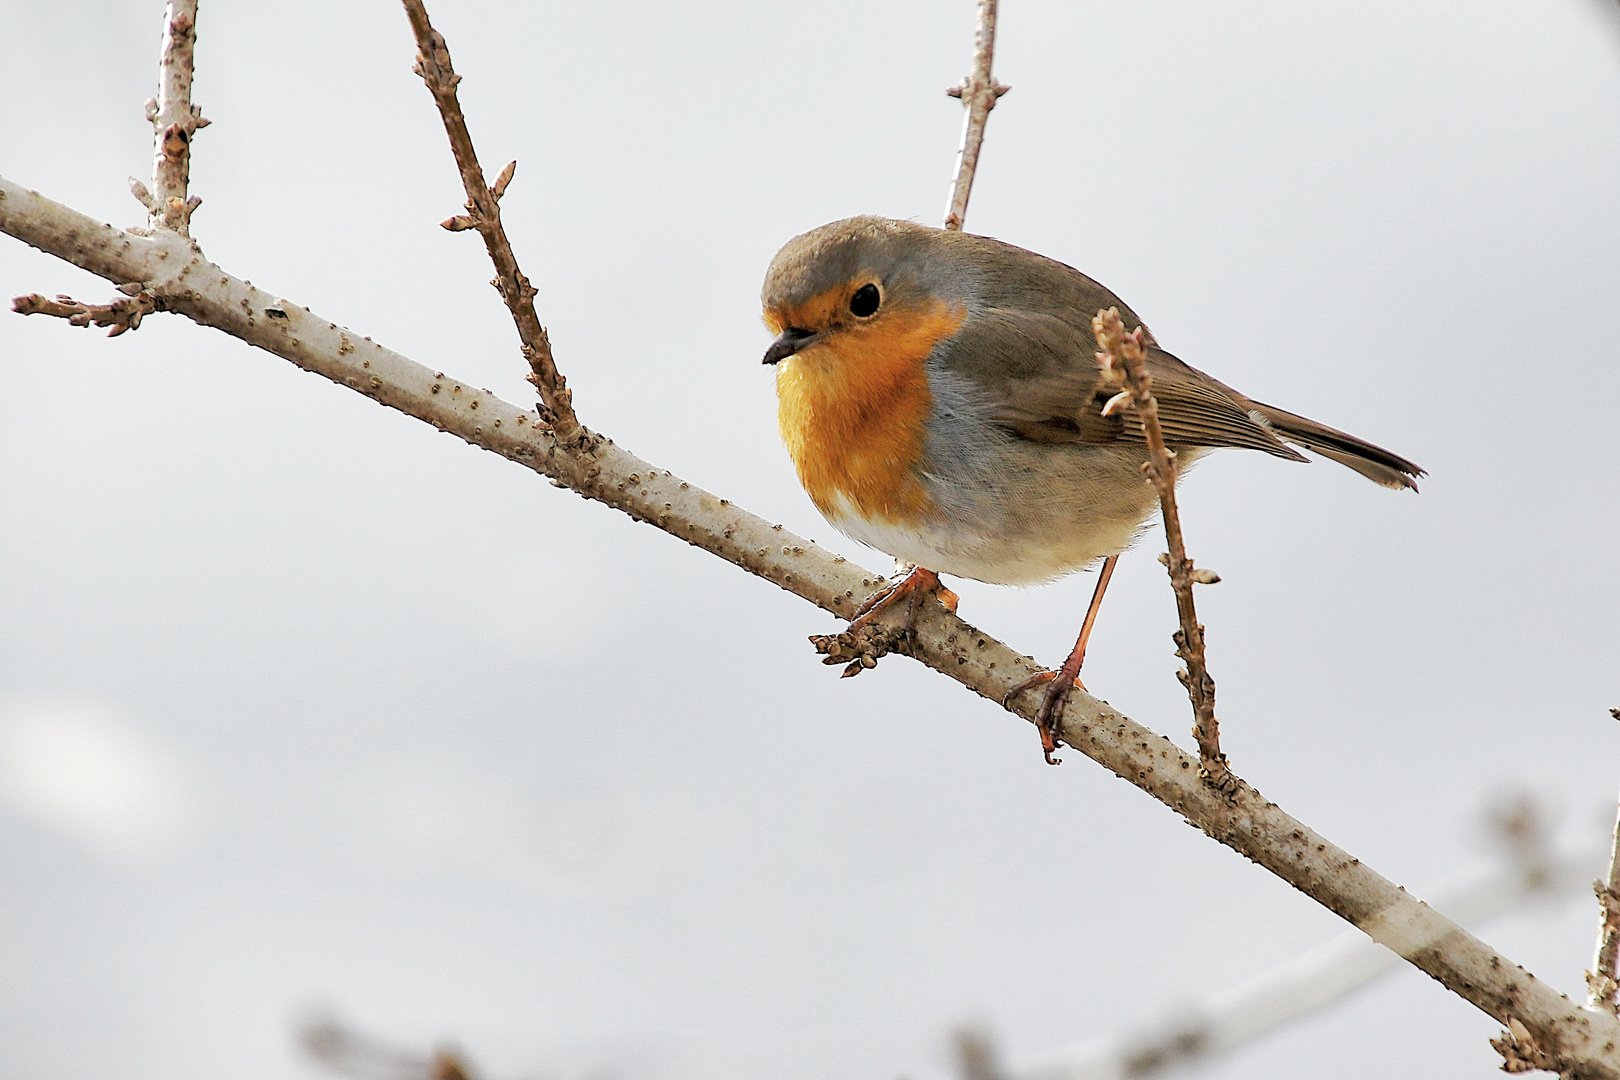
[943,0,1010,231]
[400,0,581,446]
[1094,308,1227,787]
[7,176,1620,1077]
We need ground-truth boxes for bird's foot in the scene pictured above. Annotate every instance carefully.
[1003,668,1083,765]
[851,566,957,624]
[810,567,958,677]
[999,554,1119,764]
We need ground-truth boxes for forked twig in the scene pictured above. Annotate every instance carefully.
[1093,307,1229,789]
[943,0,1010,231]
[401,0,583,447]
[9,0,202,332]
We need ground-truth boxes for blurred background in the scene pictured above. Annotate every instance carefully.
[2,1,1619,1077]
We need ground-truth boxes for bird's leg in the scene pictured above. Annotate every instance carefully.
[811,565,958,677]
[1003,554,1119,764]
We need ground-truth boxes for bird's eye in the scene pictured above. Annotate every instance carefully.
[849,283,881,318]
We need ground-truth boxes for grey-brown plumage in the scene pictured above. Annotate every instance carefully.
[918,224,1423,490]
[762,216,1422,586]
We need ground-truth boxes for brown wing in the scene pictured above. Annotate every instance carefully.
[950,307,1307,460]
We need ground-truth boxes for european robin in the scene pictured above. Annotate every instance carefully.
[760,216,1422,757]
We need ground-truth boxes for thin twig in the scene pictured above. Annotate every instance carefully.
[13,288,158,336]
[943,0,1010,231]
[7,176,1620,1076]
[1588,779,1620,1012]
[1093,307,1229,789]
[145,0,207,234]
[400,0,582,447]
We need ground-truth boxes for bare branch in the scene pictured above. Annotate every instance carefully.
[1588,779,1620,1012]
[1093,308,1229,789]
[16,0,202,332]
[148,0,206,234]
[943,0,1010,231]
[7,173,1620,1077]
[400,1,581,447]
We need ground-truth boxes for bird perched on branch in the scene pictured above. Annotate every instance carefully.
[760,216,1421,756]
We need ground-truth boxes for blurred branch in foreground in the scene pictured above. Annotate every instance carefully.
[300,1014,626,1080]
[1010,795,1598,1080]
[300,1015,477,1080]
[954,1025,1010,1080]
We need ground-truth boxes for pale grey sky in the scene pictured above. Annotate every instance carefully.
[2,2,1619,1078]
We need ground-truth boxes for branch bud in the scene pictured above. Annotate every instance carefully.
[160,123,189,161]
[490,160,517,200]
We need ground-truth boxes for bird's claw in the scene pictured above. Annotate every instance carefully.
[1003,667,1085,765]
[813,567,955,675]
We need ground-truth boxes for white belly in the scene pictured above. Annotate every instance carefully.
[821,489,1145,587]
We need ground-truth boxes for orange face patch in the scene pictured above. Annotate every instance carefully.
[770,288,966,526]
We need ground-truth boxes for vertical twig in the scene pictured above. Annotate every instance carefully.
[400,0,584,447]
[143,0,207,234]
[1588,780,1620,1012]
[1093,308,1230,789]
[943,0,1011,231]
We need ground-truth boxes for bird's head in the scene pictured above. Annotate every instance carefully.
[759,216,971,367]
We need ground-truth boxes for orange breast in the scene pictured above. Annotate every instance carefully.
[775,300,966,525]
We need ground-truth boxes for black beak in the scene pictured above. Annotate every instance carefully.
[762,326,818,365]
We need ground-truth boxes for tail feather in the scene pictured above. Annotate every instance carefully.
[1247,401,1425,491]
